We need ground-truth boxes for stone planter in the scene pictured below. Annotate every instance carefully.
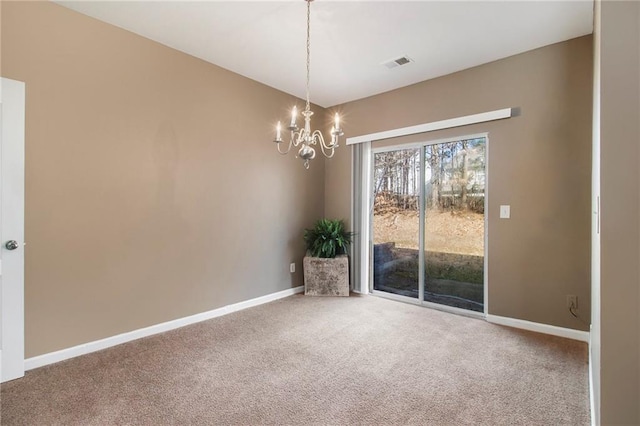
[303,255,349,296]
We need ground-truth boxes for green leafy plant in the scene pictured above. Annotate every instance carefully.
[304,219,353,259]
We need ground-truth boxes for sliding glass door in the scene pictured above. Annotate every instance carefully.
[423,139,485,312]
[372,148,420,298]
[371,137,486,314]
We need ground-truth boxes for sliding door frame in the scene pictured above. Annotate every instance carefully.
[350,142,373,295]
[368,133,489,319]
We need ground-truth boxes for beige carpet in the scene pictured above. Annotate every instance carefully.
[1,294,590,425]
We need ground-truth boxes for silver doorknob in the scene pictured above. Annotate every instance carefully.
[5,240,19,250]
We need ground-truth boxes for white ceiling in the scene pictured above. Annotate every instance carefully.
[55,1,594,107]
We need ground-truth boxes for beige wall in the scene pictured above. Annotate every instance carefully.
[2,1,325,358]
[326,36,593,331]
[599,1,640,424]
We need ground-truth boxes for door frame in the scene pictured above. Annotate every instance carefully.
[367,133,489,318]
[0,77,26,382]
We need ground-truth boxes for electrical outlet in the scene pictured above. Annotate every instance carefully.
[566,295,577,310]
[290,263,295,273]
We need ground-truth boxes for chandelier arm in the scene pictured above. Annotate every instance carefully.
[319,141,336,159]
[292,130,304,147]
[313,130,336,158]
[276,137,294,155]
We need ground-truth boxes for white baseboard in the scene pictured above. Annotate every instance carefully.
[486,314,589,342]
[589,338,595,426]
[24,286,304,371]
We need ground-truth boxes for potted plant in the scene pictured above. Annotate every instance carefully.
[303,219,353,296]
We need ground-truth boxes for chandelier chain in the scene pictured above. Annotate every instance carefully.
[305,0,311,112]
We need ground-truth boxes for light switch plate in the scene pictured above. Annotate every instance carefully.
[500,205,511,219]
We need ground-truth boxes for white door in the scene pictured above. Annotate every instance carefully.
[0,77,26,382]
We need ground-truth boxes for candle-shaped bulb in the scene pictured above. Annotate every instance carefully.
[290,106,297,127]
[276,121,282,140]
[334,113,340,129]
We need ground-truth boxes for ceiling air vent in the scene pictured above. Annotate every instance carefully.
[382,55,414,70]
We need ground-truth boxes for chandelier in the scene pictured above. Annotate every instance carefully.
[273,0,343,169]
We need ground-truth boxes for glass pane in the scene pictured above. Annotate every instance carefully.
[372,148,420,298]
[424,139,485,312]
